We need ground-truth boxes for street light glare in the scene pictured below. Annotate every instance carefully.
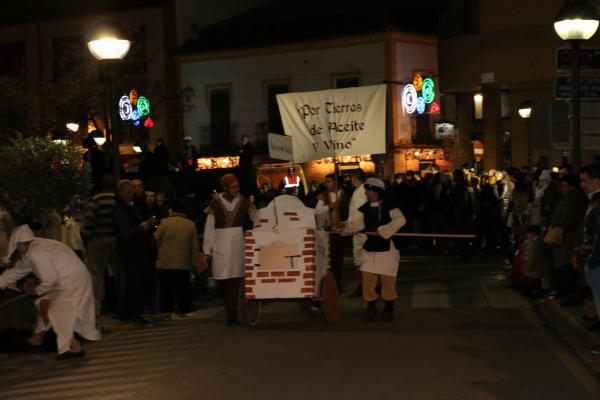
[88,38,131,60]
[66,122,79,132]
[554,0,600,40]
[518,107,532,119]
[554,19,599,40]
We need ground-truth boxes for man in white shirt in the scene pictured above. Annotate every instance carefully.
[203,174,255,325]
[345,169,367,297]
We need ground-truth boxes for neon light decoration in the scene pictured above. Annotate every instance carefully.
[422,77,435,104]
[119,96,133,120]
[119,90,153,127]
[129,89,138,106]
[416,96,426,114]
[401,84,417,114]
[137,96,150,116]
[413,74,423,91]
[402,74,436,114]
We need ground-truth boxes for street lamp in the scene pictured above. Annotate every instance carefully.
[518,101,533,119]
[87,20,130,183]
[554,0,600,171]
[518,101,534,172]
[91,130,106,146]
[65,122,80,133]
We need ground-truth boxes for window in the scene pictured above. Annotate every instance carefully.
[335,76,359,88]
[0,41,26,77]
[208,87,231,149]
[265,82,288,134]
[500,90,510,119]
[332,73,360,89]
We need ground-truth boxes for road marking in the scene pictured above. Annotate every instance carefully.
[411,282,450,308]
[0,382,149,400]
[520,307,600,398]
[0,373,163,397]
[479,277,530,308]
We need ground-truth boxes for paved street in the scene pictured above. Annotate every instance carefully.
[1,252,599,400]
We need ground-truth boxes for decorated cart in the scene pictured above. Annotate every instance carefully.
[239,195,339,325]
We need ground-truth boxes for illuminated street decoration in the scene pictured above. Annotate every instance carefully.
[129,89,139,106]
[413,74,423,91]
[137,96,150,116]
[416,96,426,114]
[118,90,153,128]
[119,96,133,120]
[401,84,417,114]
[402,74,437,114]
[422,77,435,104]
[144,117,154,128]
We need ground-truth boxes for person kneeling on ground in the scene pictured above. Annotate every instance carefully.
[335,178,406,321]
[0,225,100,359]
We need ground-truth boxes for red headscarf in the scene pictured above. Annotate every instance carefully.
[220,173,238,188]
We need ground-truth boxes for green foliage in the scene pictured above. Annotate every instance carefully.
[0,135,91,222]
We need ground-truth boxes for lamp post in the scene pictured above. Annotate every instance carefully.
[87,21,131,184]
[554,0,600,172]
[518,100,534,172]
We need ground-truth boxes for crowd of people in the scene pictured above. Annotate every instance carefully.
[1,149,600,357]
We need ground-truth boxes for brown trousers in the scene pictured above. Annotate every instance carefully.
[218,278,242,322]
[362,271,398,302]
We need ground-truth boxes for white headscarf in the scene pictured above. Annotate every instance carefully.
[3,224,35,264]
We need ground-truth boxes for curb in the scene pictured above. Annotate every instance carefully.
[531,296,600,368]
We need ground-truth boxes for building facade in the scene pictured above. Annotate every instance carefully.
[177,1,442,180]
[438,0,600,171]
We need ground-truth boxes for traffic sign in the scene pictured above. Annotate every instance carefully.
[555,75,600,99]
[556,48,600,70]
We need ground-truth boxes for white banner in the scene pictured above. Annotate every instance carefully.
[277,85,386,163]
[267,133,293,161]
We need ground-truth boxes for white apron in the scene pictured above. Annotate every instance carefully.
[360,241,400,277]
[212,227,245,280]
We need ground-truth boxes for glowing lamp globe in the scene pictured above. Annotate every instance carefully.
[554,1,600,41]
[518,101,534,119]
[87,21,131,60]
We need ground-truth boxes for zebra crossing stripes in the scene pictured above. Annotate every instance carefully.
[0,320,223,400]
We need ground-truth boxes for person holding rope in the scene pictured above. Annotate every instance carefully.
[335,178,406,321]
[0,225,100,359]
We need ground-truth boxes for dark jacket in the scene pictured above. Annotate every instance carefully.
[113,200,150,261]
[583,191,600,269]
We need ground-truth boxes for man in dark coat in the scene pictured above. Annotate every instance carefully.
[113,180,155,323]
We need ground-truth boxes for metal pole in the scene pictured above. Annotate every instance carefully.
[107,69,121,186]
[572,40,581,172]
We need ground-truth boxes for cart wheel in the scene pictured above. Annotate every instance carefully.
[244,300,262,326]
[320,270,340,324]
[238,285,262,326]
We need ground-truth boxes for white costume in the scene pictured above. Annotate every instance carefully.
[203,194,255,280]
[346,183,367,267]
[0,225,100,353]
[345,204,406,276]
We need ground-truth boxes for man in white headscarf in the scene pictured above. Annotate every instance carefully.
[0,225,100,359]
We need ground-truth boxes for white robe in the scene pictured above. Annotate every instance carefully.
[0,237,100,353]
[203,194,250,280]
[345,183,368,267]
[344,203,406,277]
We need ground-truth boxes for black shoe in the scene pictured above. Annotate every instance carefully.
[348,285,362,298]
[226,319,238,327]
[381,309,394,321]
[363,301,377,322]
[56,351,86,360]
